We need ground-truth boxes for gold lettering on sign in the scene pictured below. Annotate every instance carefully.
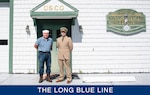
[108,16,145,25]
[43,5,64,11]
[60,5,64,10]
[107,9,146,35]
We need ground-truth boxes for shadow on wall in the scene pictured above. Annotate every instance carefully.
[72,19,83,43]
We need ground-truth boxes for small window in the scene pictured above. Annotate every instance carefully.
[0,40,8,45]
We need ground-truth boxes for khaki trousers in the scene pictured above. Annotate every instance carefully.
[58,59,72,81]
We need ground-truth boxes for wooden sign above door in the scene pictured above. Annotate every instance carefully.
[30,0,78,19]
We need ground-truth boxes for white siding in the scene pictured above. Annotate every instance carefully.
[0,3,9,73]
[13,0,150,73]
[13,0,44,73]
[66,0,150,73]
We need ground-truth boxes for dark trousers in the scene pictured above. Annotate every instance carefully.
[38,52,51,76]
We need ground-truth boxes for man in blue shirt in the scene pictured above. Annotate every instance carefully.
[34,30,53,83]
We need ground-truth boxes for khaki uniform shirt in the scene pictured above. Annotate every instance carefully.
[57,36,73,60]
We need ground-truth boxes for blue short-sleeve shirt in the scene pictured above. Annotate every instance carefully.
[35,37,53,52]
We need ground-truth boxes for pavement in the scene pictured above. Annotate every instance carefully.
[0,73,150,85]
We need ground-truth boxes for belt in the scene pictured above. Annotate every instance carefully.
[39,51,50,53]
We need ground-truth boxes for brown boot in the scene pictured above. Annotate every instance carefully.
[46,74,52,82]
[39,75,43,83]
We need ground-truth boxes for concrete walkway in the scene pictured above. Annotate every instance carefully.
[0,73,150,85]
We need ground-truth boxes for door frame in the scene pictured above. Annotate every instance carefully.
[35,19,72,73]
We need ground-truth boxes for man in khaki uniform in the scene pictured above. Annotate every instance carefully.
[56,27,73,84]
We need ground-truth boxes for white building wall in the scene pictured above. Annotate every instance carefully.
[13,0,150,73]
[0,3,9,73]
[13,0,44,73]
[66,0,150,73]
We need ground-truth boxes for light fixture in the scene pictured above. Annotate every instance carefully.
[79,25,83,32]
[26,25,30,35]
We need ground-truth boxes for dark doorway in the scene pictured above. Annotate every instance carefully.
[36,19,72,73]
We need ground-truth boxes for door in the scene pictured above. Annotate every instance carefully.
[0,3,9,73]
[36,19,72,73]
